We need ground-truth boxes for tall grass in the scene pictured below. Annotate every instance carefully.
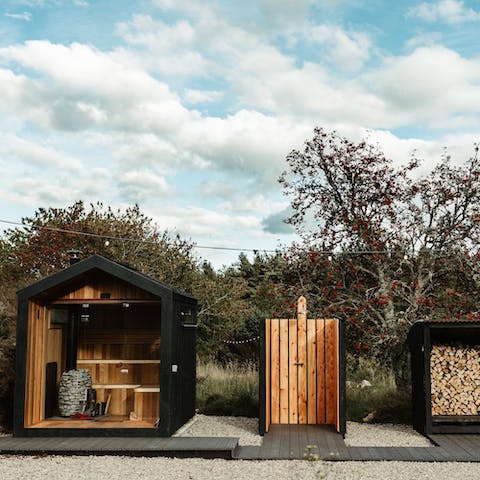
[196,361,259,417]
[196,357,411,423]
[346,356,411,424]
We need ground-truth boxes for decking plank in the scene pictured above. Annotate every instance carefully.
[6,430,480,462]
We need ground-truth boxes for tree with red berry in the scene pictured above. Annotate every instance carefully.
[279,128,480,390]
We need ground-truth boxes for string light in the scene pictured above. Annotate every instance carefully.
[223,336,259,345]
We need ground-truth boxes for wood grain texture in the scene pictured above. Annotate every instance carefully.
[55,274,158,302]
[288,319,298,424]
[265,319,271,433]
[297,304,307,424]
[307,318,317,424]
[325,319,338,426]
[279,320,289,424]
[264,298,340,432]
[25,301,47,427]
[270,319,280,425]
[316,319,326,424]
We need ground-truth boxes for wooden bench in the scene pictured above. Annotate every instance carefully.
[133,385,160,420]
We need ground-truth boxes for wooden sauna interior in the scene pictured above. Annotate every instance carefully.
[24,271,162,429]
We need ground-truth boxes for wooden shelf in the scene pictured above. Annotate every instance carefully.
[78,359,160,364]
[135,385,160,393]
[92,384,141,389]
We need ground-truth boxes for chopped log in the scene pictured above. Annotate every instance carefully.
[431,342,480,416]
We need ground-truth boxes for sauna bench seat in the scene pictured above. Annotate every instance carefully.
[92,384,142,389]
[91,384,160,392]
[77,359,160,364]
[134,385,160,393]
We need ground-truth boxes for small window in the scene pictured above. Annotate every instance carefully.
[50,308,69,327]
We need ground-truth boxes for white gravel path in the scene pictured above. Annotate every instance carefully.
[1,456,480,480]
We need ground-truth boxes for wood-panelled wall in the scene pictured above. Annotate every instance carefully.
[265,297,340,433]
[25,301,46,427]
[56,274,158,301]
[25,304,66,426]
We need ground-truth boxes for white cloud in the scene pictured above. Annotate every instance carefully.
[117,170,169,201]
[365,46,480,127]
[307,24,372,70]
[151,205,259,237]
[183,89,223,105]
[407,0,480,24]
[5,12,32,21]
[0,134,83,172]
[0,41,193,134]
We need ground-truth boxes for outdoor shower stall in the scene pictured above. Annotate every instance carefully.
[14,255,197,437]
[259,297,346,436]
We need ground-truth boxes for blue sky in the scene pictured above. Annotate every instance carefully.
[0,0,479,267]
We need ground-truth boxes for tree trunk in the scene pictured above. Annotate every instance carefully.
[391,344,411,394]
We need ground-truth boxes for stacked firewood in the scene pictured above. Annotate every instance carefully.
[431,343,480,416]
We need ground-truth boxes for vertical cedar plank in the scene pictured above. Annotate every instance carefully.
[39,306,47,422]
[279,319,289,423]
[24,301,34,426]
[270,319,280,424]
[265,319,271,432]
[297,297,307,424]
[335,321,340,433]
[316,319,326,424]
[325,319,338,425]
[288,318,298,423]
[307,318,317,424]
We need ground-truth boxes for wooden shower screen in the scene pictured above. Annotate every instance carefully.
[264,296,340,433]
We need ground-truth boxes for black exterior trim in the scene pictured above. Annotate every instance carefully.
[408,320,480,435]
[14,254,197,438]
[258,318,266,435]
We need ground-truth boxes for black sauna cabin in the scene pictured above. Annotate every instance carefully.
[408,319,480,434]
[14,254,197,437]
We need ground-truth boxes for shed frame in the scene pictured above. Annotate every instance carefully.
[14,254,197,437]
[408,320,480,435]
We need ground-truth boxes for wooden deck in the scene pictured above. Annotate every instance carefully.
[0,436,239,459]
[235,425,480,462]
[2,426,480,461]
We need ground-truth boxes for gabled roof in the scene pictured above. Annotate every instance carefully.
[18,254,196,303]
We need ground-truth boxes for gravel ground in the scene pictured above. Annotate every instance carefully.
[175,414,263,445]
[0,418,470,479]
[1,456,480,480]
[176,415,432,448]
[344,421,432,447]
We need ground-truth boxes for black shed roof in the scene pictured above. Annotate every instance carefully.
[17,254,197,304]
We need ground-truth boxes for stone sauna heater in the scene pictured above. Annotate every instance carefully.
[409,320,480,434]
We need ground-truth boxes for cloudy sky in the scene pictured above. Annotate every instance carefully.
[0,0,479,267]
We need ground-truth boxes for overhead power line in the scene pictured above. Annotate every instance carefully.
[0,217,277,253]
[0,217,474,257]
